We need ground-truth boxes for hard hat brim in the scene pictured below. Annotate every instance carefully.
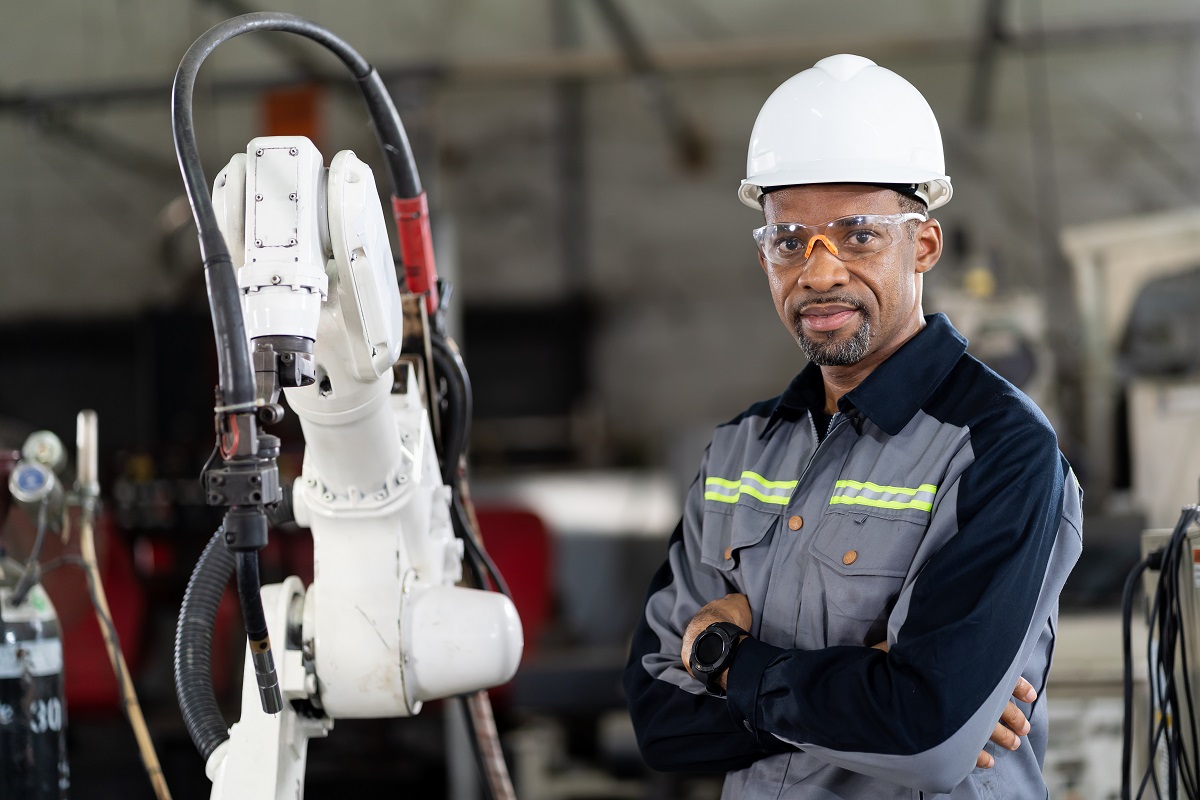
[740,164,952,211]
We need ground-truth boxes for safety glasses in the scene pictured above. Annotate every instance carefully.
[752,213,927,266]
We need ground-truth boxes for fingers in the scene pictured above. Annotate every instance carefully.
[999,700,1031,737]
[871,640,889,652]
[1011,676,1037,704]
[976,749,994,769]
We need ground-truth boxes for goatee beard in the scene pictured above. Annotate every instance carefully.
[796,316,872,366]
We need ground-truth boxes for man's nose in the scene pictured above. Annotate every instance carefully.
[798,238,849,292]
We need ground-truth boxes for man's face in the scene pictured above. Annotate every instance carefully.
[758,184,941,368]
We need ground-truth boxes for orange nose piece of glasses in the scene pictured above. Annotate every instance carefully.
[804,234,839,259]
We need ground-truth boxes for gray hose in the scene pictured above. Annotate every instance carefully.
[174,529,235,761]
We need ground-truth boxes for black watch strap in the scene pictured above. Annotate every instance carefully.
[690,621,747,697]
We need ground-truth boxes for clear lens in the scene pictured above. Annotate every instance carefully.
[753,213,925,266]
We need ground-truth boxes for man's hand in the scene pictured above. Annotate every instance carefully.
[977,677,1035,768]
[873,642,1034,769]
[681,593,753,680]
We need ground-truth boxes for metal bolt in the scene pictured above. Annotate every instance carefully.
[398,475,409,485]
[281,353,293,363]
[289,147,298,156]
[254,239,263,247]
[255,148,264,156]
[249,475,261,485]
[287,238,297,246]
[306,478,317,487]
[375,491,387,501]
[271,275,281,285]
[255,193,263,202]
[289,192,297,201]
[323,492,334,502]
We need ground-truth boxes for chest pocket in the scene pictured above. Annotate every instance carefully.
[699,503,781,587]
[810,505,928,642]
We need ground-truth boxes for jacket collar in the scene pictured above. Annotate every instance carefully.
[764,313,968,438]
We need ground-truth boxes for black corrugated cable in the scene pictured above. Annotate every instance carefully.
[1124,552,1157,800]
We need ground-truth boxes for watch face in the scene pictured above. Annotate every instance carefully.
[695,631,725,666]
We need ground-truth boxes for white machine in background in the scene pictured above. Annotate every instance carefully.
[169,14,522,800]
[202,136,522,796]
[1060,207,1200,518]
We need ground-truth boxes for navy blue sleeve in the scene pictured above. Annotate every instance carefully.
[622,517,794,772]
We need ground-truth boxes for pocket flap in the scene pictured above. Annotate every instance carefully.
[700,504,781,571]
[810,509,925,578]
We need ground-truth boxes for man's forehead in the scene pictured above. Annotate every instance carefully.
[762,184,903,221]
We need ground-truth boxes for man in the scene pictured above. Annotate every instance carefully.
[622,54,1082,798]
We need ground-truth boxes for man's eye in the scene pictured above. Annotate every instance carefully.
[846,229,878,246]
[777,237,804,252]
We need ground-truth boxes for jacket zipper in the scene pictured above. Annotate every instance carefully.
[799,411,844,489]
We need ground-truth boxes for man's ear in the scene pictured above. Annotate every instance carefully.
[914,218,942,274]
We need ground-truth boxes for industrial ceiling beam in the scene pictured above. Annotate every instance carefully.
[3,18,1200,113]
[590,0,707,169]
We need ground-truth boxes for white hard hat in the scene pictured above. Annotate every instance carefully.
[739,54,952,211]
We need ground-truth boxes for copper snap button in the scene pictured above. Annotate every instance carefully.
[842,550,858,566]
[724,547,733,560]
[788,515,803,531]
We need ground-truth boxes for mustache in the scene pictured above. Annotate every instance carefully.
[790,295,868,327]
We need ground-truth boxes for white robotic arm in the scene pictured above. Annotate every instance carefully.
[197,135,522,798]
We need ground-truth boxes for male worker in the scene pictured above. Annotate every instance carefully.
[623,54,1082,798]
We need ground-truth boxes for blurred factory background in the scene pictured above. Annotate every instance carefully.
[3,0,1200,798]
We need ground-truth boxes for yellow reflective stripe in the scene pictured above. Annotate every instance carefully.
[704,487,791,505]
[833,479,937,496]
[738,486,791,505]
[829,495,934,512]
[705,477,741,489]
[740,471,798,490]
[704,471,796,507]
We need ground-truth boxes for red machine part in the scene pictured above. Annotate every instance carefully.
[392,193,440,316]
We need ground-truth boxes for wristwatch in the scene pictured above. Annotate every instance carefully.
[689,621,748,697]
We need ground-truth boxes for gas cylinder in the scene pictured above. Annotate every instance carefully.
[0,554,69,798]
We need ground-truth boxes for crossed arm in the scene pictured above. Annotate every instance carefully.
[682,593,1034,770]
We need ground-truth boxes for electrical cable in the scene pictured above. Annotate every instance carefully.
[430,334,470,488]
[175,528,236,762]
[453,493,511,600]
[1130,505,1200,799]
[1124,554,1154,800]
[78,498,173,800]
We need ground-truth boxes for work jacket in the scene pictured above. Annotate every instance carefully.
[623,313,1083,799]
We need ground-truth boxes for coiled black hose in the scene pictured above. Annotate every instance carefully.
[174,529,235,762]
